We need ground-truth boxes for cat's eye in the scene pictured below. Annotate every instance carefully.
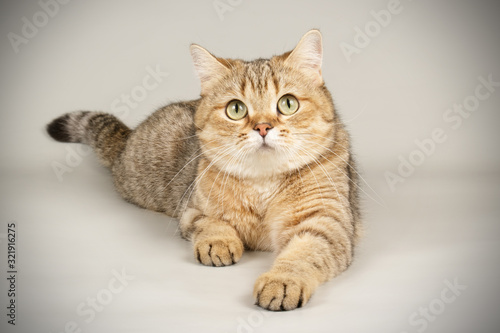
[277,95,299,115]
[226,100,248,120]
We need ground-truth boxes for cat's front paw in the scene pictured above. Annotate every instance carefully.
[194,237,243,267]
[253,272,312,311]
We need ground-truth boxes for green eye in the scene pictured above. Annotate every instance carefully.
[277,94,299,115]
[226,100,248,120]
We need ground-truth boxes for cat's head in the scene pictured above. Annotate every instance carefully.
[191,30,337,179]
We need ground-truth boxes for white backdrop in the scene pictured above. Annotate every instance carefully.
[1,1,499,332]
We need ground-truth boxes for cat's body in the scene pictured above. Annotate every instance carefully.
[47,30,361,311]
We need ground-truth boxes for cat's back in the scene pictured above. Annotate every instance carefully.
[112,99,201,216]
[143,99,200,132]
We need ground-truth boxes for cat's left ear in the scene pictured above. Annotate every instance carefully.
[190,44,230,96]
[285,29,323,85]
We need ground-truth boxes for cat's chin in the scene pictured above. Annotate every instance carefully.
[232,148,298,180]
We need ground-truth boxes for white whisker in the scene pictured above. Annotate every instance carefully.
[294,133,386,207]
[293,145,348,217]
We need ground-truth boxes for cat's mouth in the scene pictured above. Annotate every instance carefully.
[258,141,274,151]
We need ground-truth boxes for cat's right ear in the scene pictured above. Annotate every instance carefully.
[190,44,229,96]
[284,29,324,86]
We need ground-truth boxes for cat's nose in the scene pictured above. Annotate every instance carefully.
[253,123,273,137]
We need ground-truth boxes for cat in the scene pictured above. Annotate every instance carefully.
[46,29,361,311]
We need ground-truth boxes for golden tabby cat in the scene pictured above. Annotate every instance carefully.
[47,30,361,311]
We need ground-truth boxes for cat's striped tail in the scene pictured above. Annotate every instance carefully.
[46,111,131,168]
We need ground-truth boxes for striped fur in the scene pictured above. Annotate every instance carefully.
[47,111,131,168]
[47,30,361,311]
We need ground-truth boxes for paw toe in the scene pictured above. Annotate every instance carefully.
[195,238,243,267]
[254,273,309,311]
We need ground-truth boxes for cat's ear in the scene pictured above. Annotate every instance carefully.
[285,29,323,85]
[190,44,229,95]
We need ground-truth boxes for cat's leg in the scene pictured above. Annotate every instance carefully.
[254,218,353,311]
[180,208,244,267]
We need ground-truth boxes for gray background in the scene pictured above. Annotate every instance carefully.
[1,0,499,332]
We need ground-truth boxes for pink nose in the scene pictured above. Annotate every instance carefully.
[253,123,273,137]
